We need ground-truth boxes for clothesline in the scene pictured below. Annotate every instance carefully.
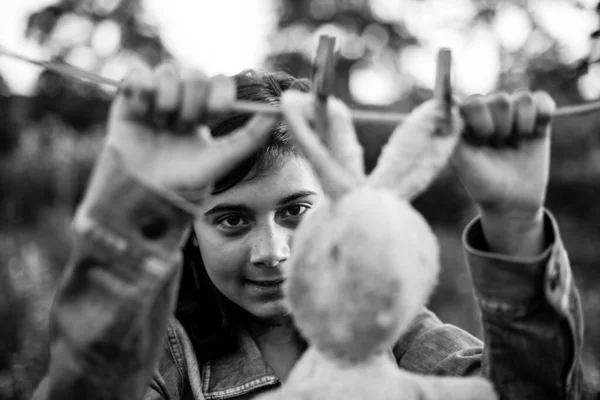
[1,45,599,123]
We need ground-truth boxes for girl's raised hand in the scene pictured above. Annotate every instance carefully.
[451,90,555,220]
[451,90,556,256]
[106,62,277,200]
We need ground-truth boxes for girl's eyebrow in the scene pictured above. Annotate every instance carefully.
[276,190,318,206]
[204,191,318,216]
[204,204,250,216]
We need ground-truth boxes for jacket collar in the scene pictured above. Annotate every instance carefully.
[201,329,281,399]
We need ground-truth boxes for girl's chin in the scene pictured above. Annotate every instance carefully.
[249,300,292,324]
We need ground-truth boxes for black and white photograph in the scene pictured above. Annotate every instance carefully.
[0,1,598,399]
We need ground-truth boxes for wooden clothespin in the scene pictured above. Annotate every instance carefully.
[311,35,337,138]
[433,48,453,135]
[5,40,600,122]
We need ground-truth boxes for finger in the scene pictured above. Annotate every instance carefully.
[459,95,494,146]
[203,114,277,180]
[281,90,355,197]
[196,126,214,144]
[208,74,236,114]
[202,74,237,127]
[532,91,556,139]
[115,65,154,121]
[486,92,513,147]
[511,90,536,141]
[178,68,210,133]
[153,62,181,128]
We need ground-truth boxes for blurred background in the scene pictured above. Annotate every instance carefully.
[1,0,600,398]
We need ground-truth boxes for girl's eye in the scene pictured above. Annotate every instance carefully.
[282,205,309,218]
[217,215,249,229]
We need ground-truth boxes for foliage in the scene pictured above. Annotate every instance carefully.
[0,119,102,399]
[24,0,170,130]
[0,77,18,155]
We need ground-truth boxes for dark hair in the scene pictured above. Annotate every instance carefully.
[175,70,310,361]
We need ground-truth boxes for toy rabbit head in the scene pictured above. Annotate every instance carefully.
[280,50,464,363]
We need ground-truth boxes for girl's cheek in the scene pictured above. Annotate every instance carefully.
[215,243,250,274]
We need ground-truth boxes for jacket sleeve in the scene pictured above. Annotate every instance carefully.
[31,149,196,400]
[393,210,583,400]
[465,210,582,400]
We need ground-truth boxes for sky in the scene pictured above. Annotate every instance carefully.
[0,0,275,95]
[0,0,598,102]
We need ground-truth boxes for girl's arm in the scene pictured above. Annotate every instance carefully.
[393,91,582,400]
[31,63,276,400]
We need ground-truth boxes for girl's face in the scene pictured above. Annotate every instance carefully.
[194,156,323,322]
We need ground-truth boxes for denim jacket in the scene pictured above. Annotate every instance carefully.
[32,150,583,400]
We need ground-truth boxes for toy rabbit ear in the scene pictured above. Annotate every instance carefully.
[281,91,360,199]
[311,37,365,183]
[316,96,365,181]
[367,49,464,201]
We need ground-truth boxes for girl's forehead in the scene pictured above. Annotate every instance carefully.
[200,157,322,211]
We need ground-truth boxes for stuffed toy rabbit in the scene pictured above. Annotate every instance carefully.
[256,51,498,400]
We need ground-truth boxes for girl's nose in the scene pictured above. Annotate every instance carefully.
[250,223,290,267]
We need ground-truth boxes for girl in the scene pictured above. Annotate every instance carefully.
[34,64,582,400]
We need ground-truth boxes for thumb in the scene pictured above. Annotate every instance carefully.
[162,114,279,191]
[110,66,154,122]
[532,91,556,139]
[205,114,279,181]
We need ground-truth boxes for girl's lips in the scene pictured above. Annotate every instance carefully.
[245,278,285,297]
[246,278,285,287]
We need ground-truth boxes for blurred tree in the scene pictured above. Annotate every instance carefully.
[267,0,600,221]
[267,0,441,212]
[0,75,19,156]
[0,262,22,373]
[267,2,600,395]
[25,0,170,130]
[270,0,419,103]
